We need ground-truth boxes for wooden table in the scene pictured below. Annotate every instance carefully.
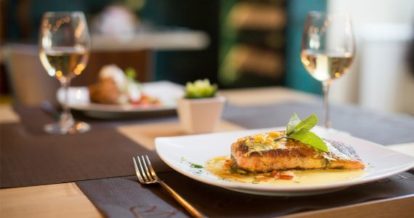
[1,87,413,218]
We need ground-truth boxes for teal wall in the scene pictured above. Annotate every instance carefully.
[6,0,326,93]
[140,0,219,84]
[285,0,326,95]
[6,0,112,41]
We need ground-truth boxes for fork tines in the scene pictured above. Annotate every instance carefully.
[133,155,158,184]
[132,155,206,217]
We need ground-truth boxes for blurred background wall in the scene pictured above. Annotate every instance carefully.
[1,0,414,114]
[328,0,414,114]
[0,0,325,91]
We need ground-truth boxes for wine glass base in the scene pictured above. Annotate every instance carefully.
[44,121,90,134]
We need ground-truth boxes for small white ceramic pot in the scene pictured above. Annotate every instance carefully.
[177,96,226,134]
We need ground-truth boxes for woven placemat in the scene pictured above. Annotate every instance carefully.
[223,101,414,145]
[77,171,414,218]
[0,106,171,188]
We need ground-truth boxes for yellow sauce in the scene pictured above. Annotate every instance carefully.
[206,156,364,186]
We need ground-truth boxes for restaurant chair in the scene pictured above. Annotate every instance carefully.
[3,44,59,106]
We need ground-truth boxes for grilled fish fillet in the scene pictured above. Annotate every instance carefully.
[231,131,365,172]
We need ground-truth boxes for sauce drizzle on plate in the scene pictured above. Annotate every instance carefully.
[206,156,364,186]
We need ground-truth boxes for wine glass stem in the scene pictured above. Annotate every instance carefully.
[322,80,331,129]
[60,79,74,129]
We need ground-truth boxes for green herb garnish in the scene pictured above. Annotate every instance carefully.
[190,163,203,169]
[283,113,328,152]
[181,157,204,169]
[184,79,217,99]
[125,67,137,81]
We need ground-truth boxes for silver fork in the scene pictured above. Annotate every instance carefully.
[133,155,205,218]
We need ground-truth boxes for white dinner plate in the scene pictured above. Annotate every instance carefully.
[60,81,184,119]
[155,127,414,196]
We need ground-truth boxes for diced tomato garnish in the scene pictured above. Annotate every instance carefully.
[278,174,294,180]
[271,171,295,180]
[129,93,161,107]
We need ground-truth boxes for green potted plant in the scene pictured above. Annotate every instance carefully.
[177,79,226,133]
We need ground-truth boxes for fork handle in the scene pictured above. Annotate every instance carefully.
[159,180,206,218]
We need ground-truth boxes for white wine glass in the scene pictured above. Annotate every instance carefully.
[39,12,90,134]
[301,11,355,128]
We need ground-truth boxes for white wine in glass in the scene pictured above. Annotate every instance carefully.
[39,12,91,134]
[40,46,88,82]
[301,12,355,128]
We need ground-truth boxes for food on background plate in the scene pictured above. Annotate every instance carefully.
[89,65,160,106]
[206,114,365,184]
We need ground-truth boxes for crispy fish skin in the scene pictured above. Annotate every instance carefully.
[231,135,365,172]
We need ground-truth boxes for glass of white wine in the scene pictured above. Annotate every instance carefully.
[301,11,355,128]
[39,12,90,134]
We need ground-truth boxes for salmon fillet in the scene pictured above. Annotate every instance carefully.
[231,131,365,172]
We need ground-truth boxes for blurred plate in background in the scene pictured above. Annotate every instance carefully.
[58,81,184,119]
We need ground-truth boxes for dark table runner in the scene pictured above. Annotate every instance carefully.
[76,101,414,218]
[0,106,171,188]
[77,172,414,218]
[223,101,414,145]
[13,104,177,134]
